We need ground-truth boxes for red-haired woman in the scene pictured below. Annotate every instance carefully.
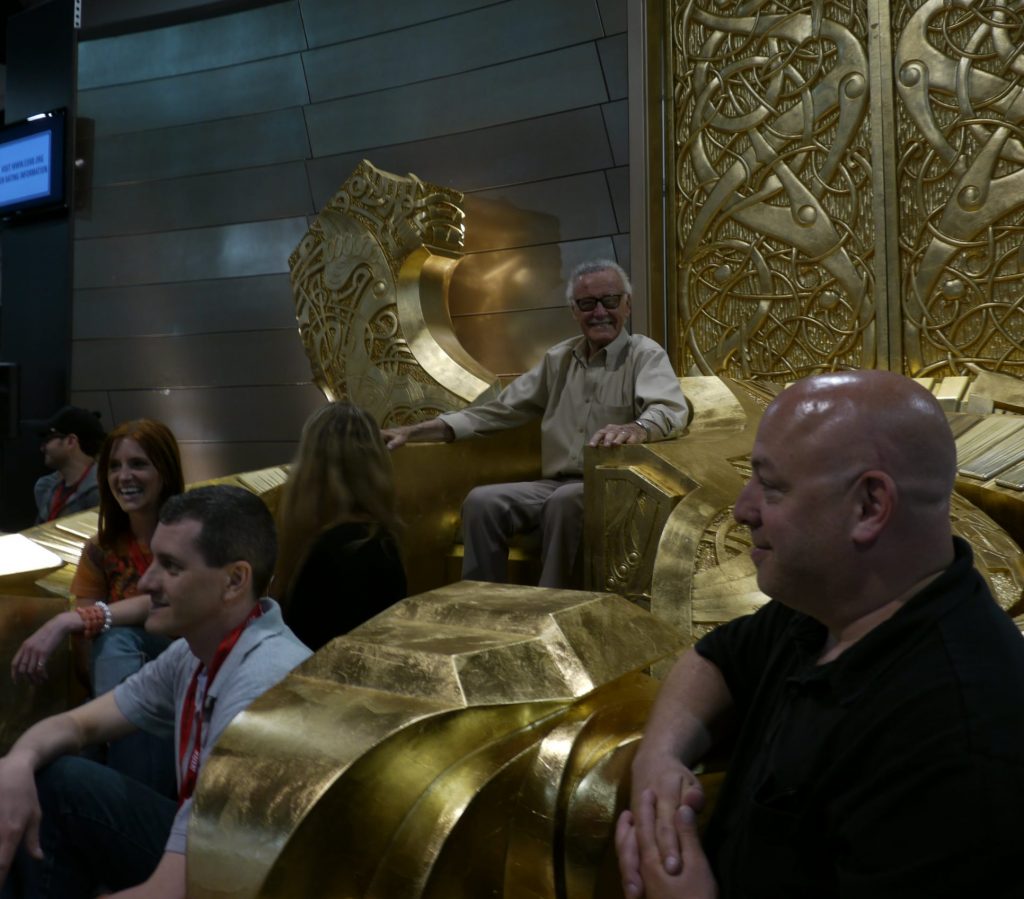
[11,419,185,794]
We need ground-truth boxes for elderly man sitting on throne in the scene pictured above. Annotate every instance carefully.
[383,259,688,589]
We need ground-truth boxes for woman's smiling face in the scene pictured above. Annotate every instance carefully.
[107,437,163,516]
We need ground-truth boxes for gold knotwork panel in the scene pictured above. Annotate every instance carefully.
[672,0,875,379]
[895,0,1024,377]
[288,160,483,426]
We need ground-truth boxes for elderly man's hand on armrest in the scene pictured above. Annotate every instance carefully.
[382,419,455,450]
[589,420,650,447]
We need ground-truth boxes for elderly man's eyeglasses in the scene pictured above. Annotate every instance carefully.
[574,294,624,312]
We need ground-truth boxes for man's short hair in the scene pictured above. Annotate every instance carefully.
[158,485,277,597]
[565,259,633,304]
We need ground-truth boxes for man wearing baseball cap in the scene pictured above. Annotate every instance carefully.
[29,406,106,524]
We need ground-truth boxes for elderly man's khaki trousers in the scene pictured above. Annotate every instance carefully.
[460,479,584,589]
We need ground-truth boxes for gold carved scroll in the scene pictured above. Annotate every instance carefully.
[288,160,498,425]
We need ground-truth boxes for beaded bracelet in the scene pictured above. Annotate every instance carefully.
[75,603,111,639]
[95,600,112,634]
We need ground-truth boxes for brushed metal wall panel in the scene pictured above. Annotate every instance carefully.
[598,34,627,101]
[73,274,297,339]
[74,218,309,289]
[79,0,292,35]
[613,234,630,267]
[452,307,582,376]
[303,0,603,103]
[72,330,313,391]
[77,163,314,239]
[452,238,645,376]
[463,172,617,253]
[106,384,325,442]
[79,3,306,89]
[64,0,633,474]
[299,0,504,48]
[305,45,608,157]
[67,391,115,432]
[598,0,627,35]
[606,166,628,233]
[89,108,310,186]
[603,100,628,167]
[80,55,309,137]
[306,108,614,205]
[448,237,616,316]
[176,441,301,482]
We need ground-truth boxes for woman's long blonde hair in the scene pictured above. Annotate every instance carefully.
[274,402,400,602]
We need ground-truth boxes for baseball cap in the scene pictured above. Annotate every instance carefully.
[27,405,106,447]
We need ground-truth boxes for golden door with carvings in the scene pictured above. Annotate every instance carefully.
[663,0,1024,380]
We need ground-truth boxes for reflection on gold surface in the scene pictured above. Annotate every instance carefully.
[390,423,542,596]
[289,160,499,425]
[0,534,63,590]
[188,583,684,898]
[0,513,99,750]
[0,593,77,752]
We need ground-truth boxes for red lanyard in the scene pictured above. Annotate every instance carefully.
[177,604,263,805]
[47,463,94,521]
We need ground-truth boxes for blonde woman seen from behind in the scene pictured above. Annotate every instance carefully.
[275,402,407,651]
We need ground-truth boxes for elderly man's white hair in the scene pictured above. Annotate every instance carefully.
[565,259,633,305]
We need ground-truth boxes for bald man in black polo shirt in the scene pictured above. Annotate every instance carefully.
[617,370,1024,899]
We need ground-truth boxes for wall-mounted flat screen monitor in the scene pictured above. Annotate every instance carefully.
[0,109,67,223]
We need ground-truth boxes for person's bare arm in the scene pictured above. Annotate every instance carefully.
[12,594,155,685]
[0,692,135,888]
[617,649,733,896]
[381,418,455,450]
[102,852,185,899]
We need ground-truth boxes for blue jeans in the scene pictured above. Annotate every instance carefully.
[90,628,177,799]
[90,626,171,696]
[3,757,176,898]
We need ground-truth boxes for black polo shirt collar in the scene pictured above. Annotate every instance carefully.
[786,537,976,705]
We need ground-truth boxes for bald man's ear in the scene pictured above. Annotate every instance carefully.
[851,471,896,546]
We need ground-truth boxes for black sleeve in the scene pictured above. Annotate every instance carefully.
[695,600,801,713]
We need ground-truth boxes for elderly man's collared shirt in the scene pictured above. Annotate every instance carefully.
[439,329,688,478]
